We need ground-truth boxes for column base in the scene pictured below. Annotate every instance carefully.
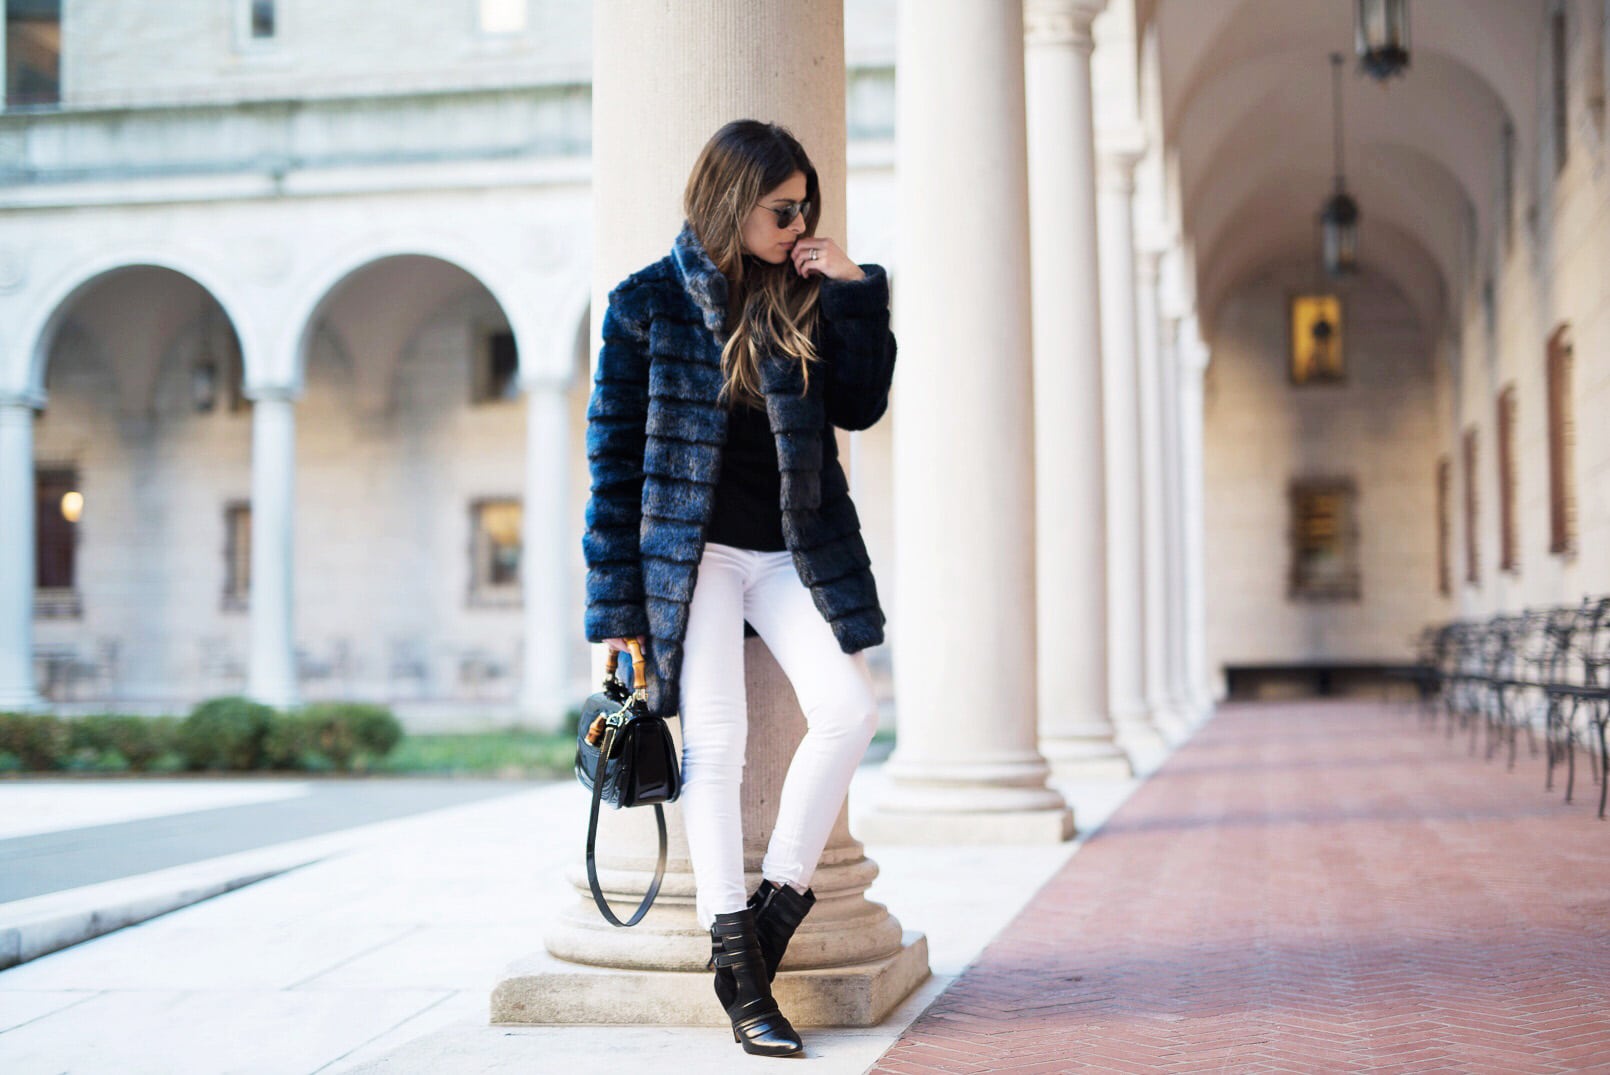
[492,930,930,1028]
[1039,736,1135,781]
[855,805,1075,845]
[1150,702,1196,743]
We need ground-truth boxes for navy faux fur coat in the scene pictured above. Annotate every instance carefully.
[582,220,897,718]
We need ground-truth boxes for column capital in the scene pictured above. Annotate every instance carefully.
[518,372,573,395]
[243,382,302,404]
[1024,0,1107,50]
[1096,140,1147,192]
[1178,314,1210,372]
[0,388,47,410]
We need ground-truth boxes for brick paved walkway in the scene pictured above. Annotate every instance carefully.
[872,701,1610,1074]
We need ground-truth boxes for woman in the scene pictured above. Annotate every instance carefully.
[581,119,897,1058]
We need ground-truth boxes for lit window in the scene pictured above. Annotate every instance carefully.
[1290,295,1344,385]
[470,499,522,606]
[35,466,80,617]
[479,0,527,35]
[5,0,61,108]
[224,502,252,611]
[1288,478,1360,602]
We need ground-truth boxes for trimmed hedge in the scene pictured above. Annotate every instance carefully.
[0,698,404,774]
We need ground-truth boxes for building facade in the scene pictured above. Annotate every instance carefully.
[2,0,1608,737]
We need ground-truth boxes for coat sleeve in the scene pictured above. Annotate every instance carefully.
[581,285,652,643]
[818,263,897,432]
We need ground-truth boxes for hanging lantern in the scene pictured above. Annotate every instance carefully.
[1320,189,1360,277]
[1356,0,1410,81]
[1319,53,1360,277]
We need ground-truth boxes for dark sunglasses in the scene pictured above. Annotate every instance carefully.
[765,200,811,228]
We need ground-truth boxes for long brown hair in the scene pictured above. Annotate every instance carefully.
[684,120,823,408]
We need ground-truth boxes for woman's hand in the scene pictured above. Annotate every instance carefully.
[791,237,866,282]
[603,636,646,654]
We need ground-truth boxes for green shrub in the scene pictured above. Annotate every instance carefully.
[0,713,71,770]
[177,696,277,771]
[68,714,179,772]
[261,710,315,770]
[293,703,402,771]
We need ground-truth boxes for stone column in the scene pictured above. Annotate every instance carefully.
[1155,308,1195,731]
[495,0,928,1028]
[1097,143,1168,758]
[1178,314,1214,717]
[1134,245,1189,742]
[0,394,45,710]
[1012,0,1130,781]
[245,386,299,709]
[519,376,570,732]
[857,0,1076,842]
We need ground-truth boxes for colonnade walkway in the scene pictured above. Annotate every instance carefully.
[872,700,1610,1073]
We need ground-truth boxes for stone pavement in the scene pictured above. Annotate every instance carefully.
[873,701,1610,1074]
[1,779,529,902]
[0,747,1151,1073]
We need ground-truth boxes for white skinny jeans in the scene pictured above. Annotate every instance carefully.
[678,541,879,931]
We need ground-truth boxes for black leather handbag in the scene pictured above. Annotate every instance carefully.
[574,638,682,927]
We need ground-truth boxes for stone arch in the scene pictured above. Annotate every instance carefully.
[20,250,252,403]
[276,235,549,392]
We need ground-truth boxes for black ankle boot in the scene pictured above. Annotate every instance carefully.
[708,908,804,1057]
[750,879,817,982]
[712,880,819,1009]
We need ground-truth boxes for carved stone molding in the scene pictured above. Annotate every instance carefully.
[1024,0,1105,49]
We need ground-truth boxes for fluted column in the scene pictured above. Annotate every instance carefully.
[245,386,299,709]
[495,0,928,1028]
[519,375,570,732]
[1134,245,1189,742]
[1178,314,1214,716]
[1013,0,1130,780]
[858,0,1075,842]
[0,393,45,710]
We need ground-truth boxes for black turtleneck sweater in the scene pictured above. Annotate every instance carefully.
[706,398,787,551]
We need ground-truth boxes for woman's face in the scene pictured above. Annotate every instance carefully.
[739,170,810,264]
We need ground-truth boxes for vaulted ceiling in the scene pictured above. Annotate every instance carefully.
[1141,0,1549,343]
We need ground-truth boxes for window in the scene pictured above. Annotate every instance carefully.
[1553,4,1570,174]
[1289,294,1344,385]
[251,0,276,39]
[1436,457,1452,597]
[5,0,61,108]
[1547,325,1577,557]
[1497,385,1519,573]
[479,0,527,34]
[469,498,522,606]
[1288,477,1360,601]
[224,502,251,611]
[35,466,80,617]
[1463,428,1480,585]
[472,328,520,404]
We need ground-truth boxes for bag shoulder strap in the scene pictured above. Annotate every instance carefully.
[584,723,668,928]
